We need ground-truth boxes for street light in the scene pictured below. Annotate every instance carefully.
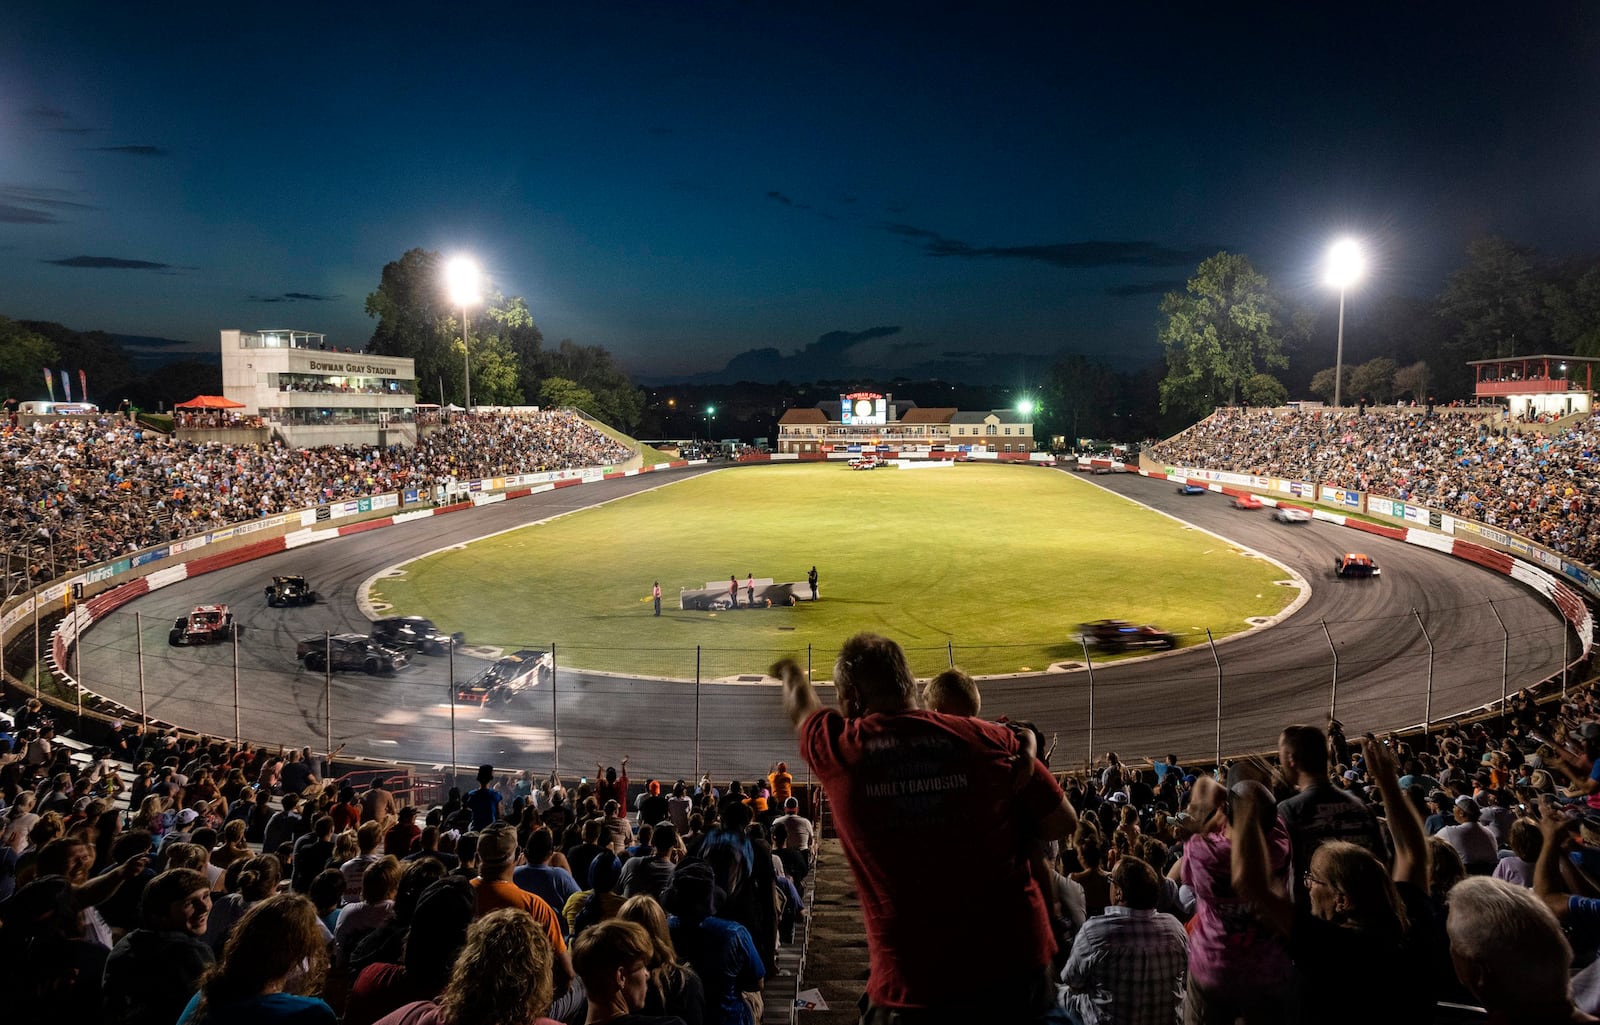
[1324,238,1365,409]
[445,256,481,410]
[1017,398,1036,418]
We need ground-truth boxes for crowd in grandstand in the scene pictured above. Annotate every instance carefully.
[2,630,1599,1022]
[1151,406,1600,566]
[0,411,633,575]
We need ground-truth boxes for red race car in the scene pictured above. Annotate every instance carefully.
[168,604,239,646]
[1232,495,1264,510]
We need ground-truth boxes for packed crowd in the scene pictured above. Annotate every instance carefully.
[6,626,1600,1024]
[0,410,634,575]
[1151,406,1600,566]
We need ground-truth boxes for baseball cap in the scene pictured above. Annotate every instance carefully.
[1343,769,1361,782]
[1428,790,1448,806]
[477,823,518,864]
[784,797,799,810]
[176,808,199,825]
[1455,796,1481,816]
[1109,792,1129,805]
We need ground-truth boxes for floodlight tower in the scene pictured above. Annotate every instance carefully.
[446,256,482,410]
[1324,239,1365,409]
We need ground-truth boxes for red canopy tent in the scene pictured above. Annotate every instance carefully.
[175,395,245,409]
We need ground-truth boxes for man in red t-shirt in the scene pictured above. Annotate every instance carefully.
[774,632,1075,1022]
[594,757,629,808]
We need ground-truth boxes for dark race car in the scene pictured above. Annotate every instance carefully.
[1334,552,1381,578]
[264,574,318,607]
[296,633,410,675]
[1177,483,1207,496]
[369,616,466,655]
[168,605,239,647]
[1079,619,1179,652]
[456,649,552,706]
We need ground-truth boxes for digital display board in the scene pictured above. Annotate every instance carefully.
[839,392,886,426]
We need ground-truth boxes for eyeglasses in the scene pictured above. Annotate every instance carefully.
[1302,872,1324,889]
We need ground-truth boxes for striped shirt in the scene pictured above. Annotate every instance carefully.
[1061,905,1188,1025]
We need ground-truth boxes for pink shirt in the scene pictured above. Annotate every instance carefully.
[1183,819,1294,996]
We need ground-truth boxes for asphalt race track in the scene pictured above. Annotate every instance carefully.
[74,465,1576,780]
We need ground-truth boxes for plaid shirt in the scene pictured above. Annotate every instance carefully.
[1062,905,1188,1025]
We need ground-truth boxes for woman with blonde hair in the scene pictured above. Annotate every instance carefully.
[372,907,563,1025]
[179,893,333,1024]
[132,794,170,834]
[618,893,705,1024]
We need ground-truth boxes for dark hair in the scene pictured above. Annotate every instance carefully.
[1280,724,1329,776]
[140,868,209,927]
[1111,856,1161,910]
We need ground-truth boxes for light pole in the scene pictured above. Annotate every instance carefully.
[1016,398,1037,452]
[1324,239,1365,409]
[446,256,481,411]
[706,405,716,448]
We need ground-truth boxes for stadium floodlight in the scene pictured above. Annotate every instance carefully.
[1324,239,1364,409]
[1017,399,1036,418]
[445,257,482,410]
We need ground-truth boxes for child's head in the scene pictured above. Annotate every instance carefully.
[925,667,981,716]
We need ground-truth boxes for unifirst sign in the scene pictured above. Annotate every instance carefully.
[307,359,402,375]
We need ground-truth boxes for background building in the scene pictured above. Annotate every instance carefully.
[776,391,1034,454]
[220,329,419,447]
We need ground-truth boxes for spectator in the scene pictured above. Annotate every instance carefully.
[404,825,459,869]
[617,894,706,1025]
[292,815,337,892]
[638,781,670,827]
[666,782,693,835]
[601,800,632,850]
[386,806,422,858]
[1438,796,1500,874]
[331,785,362,832]
[178,893,334,1025]
[514,826,581,914]
[567,851,627,937]
[769,797,812,871]
[344,820,385,901]
[595,758,630,808]
[468,822,576,998]
[467,765,502,830]
[363,779,399,827]
[0,875,109,1021]
[1493,817,1542,887]
[344,876,475,1025]
[619,824,681,901]
[371,907,566,1025]
[765,761,793,806]
[1277,723,1386,904]
[308,867,346,936]
[336,854,401,965]
[262,793,303,856]
[204,853,280,953]
[773,633,1075,1020]
[348,858,451,972]
[1059,855,1187,1025]
[102,867,215,1025]
[922,668,980,717]
[1447,876,1598,1024]
[664,861,761,1025]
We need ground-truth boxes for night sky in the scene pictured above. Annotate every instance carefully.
[4,3,1599,384]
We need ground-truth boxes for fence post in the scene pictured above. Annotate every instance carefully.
[695,646,702,784]
[448,638,457,784]
[806,643,812,684]
[323,632,333,761]
[136,611,146,726]
[1206,628,1222,766]
[1563,626,1571,700]
[551,643,560,779]
[1488,600,1510,728]
[1413,609,1434,734]
[232,623,241,748]
[947,639,954,668]
[1321,619,1339,722]
[32,588,40,699]
[73,620,84,731]
[1080,634,1094,769]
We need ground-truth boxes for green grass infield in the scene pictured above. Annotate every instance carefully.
[369,463,1294,678]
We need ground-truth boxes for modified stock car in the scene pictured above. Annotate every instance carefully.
[1177,483,1207,496]
[456,648,552,706]
[1274,506,1313,524]
[848,455,882,470]
[296,633,410,675]
[1334,552,1381,578]
[168,605,239,647]
[1232,495,1264,510]
[264,574,318,607]
[1079,619,1180,652]
[369,616,465,655]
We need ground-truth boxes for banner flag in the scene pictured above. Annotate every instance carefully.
[43,368,54,401]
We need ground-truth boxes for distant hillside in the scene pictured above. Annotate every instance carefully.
[110,333,220,371]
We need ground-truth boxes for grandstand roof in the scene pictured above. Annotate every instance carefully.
[897,407,958,424]
[950,410,1000,424]
[778,407,829,425]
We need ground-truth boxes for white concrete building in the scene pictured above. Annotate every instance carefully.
[220,329,419,447]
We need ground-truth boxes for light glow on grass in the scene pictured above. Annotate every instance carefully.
[370,464,1293,677]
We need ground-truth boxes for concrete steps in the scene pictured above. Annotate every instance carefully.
[778,793,868,1024]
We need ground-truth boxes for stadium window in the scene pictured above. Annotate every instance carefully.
[986,424,997,436]
[1004,427,1011,435]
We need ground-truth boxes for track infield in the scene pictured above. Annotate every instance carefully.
[367,464,1295,678]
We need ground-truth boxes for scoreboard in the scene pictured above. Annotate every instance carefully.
[839,392,887,426]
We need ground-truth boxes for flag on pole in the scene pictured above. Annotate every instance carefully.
[43,367,54,401]
[78,369,87,404]
[60,369,72,403]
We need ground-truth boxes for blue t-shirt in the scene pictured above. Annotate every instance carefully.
[465,786,502,830]
[179,991,336,1025]
[512,863,581,913]
[671,915,764,1025]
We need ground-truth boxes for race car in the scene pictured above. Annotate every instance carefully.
[1079,619,1180,652]
[1177,483,1207,496]
[264,574,317,607]
[456,648,552,705]
[1274,506,1313,524]
[848,455,881,470]
[296,633,410,674]
[369,616,465,655]
[1232,495,1263,510]
[168,605,239,647]
[1334,552,1381,578]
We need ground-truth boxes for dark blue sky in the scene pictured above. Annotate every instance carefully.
[4,3,1599,383]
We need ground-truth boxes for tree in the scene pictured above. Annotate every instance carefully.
[1393,361,1431,402]
[1158,252,1289,417]
[466,333,524,407]
[1308,367,1347,405]
[0,318,59,401]
[1437,236,1549,362]
[1042,354,1122,442]
[539,376,597,413]
[1348,357,1398,404]
[1548,266,1600,358]
[366,248,459,402]
[1240,373,1288,408]
[487,296,546,403]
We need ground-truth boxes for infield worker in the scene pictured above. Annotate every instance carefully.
[808,565,818,600]
[746,572,755,608]
[729,574,739,609]
[652,581,661,617]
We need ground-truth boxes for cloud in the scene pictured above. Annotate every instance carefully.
[92,145,169,157]
[22,105,91,134]
[43,255,171,270]
[1105,279,1187,297]
[0,185,94,224]
[880,222,1215,269]
[712,326,903,382]
[248,292,345,303]
[764,189,837,221]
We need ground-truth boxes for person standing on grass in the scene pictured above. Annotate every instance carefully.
[807,566,818,601]
[745,573,754,609]
[728,575,738,609]
[653,581,661,617]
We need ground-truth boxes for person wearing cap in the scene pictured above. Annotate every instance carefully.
[773,633,1074,1020]
[1423,791,1453,836]
[638,781,670,828]
[468,822,576,995]
[1438,796,1499,874]
[466,765,502,832]
[1276,724,1385,906]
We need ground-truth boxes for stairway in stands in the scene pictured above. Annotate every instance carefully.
[770,793,868,1024]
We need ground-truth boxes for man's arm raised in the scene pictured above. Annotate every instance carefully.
[772,657,822,731]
